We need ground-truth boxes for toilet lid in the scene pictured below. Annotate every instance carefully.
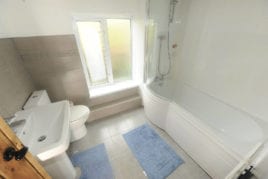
[70,105,90,122]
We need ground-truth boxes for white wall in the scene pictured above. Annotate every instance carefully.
[174,0,268,123]
[173,0,268,177]
[0,0,144,37]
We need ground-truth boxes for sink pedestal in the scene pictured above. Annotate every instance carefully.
[41,152,77,179]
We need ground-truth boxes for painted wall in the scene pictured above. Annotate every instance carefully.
[0,0,145,37]
[0,39,35,118]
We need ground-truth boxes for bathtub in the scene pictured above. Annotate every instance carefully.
[142,82,264,179]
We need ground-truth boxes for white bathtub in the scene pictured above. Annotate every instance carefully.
[142,82,264,179]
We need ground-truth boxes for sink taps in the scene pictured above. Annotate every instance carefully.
[4,115,15,125]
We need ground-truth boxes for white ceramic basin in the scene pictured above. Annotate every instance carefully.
[11,100,70,161]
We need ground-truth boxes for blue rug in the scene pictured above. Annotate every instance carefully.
[123,124,184,179]
[70,144,114,179]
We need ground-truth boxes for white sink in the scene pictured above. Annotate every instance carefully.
[12,100,71,161]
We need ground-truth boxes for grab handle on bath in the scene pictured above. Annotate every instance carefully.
[238,166,254,179]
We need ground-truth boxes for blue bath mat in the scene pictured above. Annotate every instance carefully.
[123,124,184,179]
[70,144,114,179]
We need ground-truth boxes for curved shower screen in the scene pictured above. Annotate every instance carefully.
[145,0,179,99]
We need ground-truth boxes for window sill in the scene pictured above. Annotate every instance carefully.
[89,80,139,98]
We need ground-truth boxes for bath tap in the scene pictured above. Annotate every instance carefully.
[153,75,165,86]
[154,75,164,82]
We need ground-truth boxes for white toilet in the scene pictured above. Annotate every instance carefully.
[69,105,89,142]
[23,90,90,142]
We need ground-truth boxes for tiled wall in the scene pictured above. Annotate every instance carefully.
[0,39,35,118]
[173,0,268,122]
[13,35,90,106]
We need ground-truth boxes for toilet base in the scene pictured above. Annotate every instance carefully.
[70,125,87,142]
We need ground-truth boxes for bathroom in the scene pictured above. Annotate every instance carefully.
[0,0,268,178]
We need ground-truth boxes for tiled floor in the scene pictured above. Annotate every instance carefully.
[68,107,211,179]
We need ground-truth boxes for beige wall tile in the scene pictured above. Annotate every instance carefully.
[13,35,78,55]
[13,35,90,106]
[0,35,89,118]
[0,39,35,118]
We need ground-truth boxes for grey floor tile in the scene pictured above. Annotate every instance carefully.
[68,107,211,179]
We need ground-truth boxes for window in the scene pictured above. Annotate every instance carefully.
[76,19,132,87]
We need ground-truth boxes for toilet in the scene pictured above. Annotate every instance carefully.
[23,90,90,142]
[69,105,89,142]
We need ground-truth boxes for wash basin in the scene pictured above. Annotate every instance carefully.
[13,100,71,161]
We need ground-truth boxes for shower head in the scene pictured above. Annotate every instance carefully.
[171,0,179,4]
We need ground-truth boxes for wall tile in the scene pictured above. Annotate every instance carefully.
[0,39,35,118]
[13,35,90,106]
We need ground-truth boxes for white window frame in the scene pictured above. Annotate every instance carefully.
[73,15,133,89]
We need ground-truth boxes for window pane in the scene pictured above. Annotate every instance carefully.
[107,19,132,81]
[77,21,108,85]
